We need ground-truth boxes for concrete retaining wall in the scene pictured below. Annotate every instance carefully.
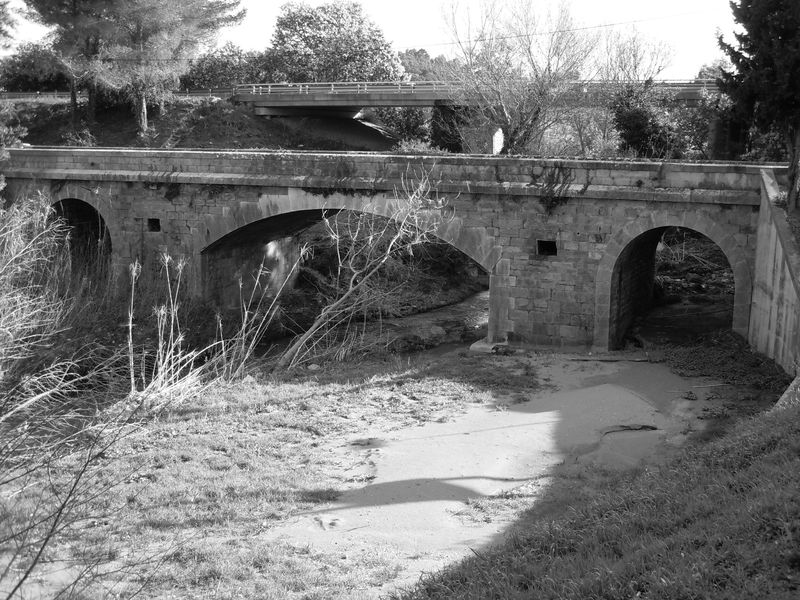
[748,170,800,376]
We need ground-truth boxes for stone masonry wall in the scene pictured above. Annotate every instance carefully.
[608,228,663,349]
[2,148,781,349]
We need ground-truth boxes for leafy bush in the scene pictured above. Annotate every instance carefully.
[0,43,70,92]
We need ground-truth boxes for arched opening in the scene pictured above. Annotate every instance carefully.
[608,226,735,349]
[202,208,490,346]
[52,198,112,277]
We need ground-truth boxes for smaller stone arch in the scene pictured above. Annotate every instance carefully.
[593,212,752,350]
[49,182,122,268]
[52,197,113,276]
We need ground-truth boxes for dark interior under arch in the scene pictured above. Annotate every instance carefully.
[52,198,112,273]
[201,209,490,339]
[609,226,735,349]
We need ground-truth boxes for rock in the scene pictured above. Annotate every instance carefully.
[492,344,514,356]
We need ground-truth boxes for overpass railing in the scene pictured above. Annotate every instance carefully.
[234,81,460,96]
[1,80,719,102]
[233,79,719,97]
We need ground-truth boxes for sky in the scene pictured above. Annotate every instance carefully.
[7,0,738,80]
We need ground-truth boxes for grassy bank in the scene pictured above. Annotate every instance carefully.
[11,97,393,151]
[4,351,541,598]
[395,399,800,600]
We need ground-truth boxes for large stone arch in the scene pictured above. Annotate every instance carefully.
[201,189,502,272]
[593,210,753,350]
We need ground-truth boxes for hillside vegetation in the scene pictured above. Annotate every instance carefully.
[10,97,396,151]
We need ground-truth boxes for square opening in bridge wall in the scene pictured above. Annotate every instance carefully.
[537,240,558,256]
[147,218,161,232]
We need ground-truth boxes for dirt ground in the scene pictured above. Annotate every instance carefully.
[254,345,783,598]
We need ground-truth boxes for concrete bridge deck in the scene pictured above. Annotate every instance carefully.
[233,79,720,115]
[2,147,787,353]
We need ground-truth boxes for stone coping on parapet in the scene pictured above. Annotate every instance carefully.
[10,145,790,169]
[1,168,762,206]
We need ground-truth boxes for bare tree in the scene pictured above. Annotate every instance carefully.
[445,0,597,155]
[542,28,673,158]
[276,170,451,369]
[598,28,672,85]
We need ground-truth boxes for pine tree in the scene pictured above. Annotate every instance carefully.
[719,0,800,208]
[101,0,244,137]
[26,0,116,127]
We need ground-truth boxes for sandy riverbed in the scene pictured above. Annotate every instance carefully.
[262,350,723,596]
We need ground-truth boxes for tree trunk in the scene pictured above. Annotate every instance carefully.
[86,80,97,126]
[69,77,78,131]
[787,127,800,211]
[135,92,148,138]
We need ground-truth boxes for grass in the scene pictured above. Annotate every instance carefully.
[3,188,797,598]
[5,323,797,598]
[31,350,538,599]
[14,341,795,600]
[394,400,800,600]
[11,97,388,151]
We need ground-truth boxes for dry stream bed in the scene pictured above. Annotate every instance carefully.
[17,321,787,599]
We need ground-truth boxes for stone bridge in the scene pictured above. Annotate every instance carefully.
[2,148,784,351]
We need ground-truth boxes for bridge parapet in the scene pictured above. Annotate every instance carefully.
[4,148,782,205]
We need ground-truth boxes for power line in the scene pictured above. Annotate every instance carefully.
[390,10,709,51]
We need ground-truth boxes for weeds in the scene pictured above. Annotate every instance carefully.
[210,246,307,381]
[277,168,452,369]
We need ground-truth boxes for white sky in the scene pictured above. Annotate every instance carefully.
[8,0,738,80]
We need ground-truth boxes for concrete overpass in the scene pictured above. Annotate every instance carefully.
[2,148,794,366]
[233,79,720,117]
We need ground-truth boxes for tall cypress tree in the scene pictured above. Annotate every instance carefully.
[719,0,800,208]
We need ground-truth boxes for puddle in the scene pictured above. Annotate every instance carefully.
[350,437,386,448]
[578,428,666,468]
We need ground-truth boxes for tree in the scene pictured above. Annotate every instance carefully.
[0,0,24,195]
[101,0,245,136]
[556,28,672,158]
[611,85,685,158]
[277,171,448,368]
[368,107,429,143]
[696,58,732,80]
[0,43,70,91]
[269,1,403,82]
[719,0,800,209]
[398,48,456,81]
[25,0,118,127]
[179,42,261,89]
[445,0,596,155]
[0,0,14,44]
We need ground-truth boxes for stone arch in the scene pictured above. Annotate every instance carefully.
[50,183,121,266]
[52,198,111,249]
[593,211,752,350]
[51,196,114,279]
[200,190,501,308]
[202,190,502,272]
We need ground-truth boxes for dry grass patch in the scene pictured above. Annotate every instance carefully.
[43,350,542,598]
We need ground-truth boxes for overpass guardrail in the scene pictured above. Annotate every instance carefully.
[233,79,720,97]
